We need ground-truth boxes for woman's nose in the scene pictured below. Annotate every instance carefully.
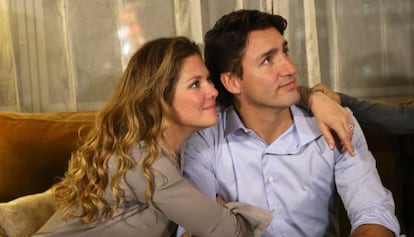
[207,82,219,98]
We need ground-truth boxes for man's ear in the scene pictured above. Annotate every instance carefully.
[220,72,241,95]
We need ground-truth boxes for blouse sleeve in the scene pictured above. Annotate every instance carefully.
[340,93,414,135]
[125,153,271,237]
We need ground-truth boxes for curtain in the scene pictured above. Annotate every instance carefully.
[0,0,413,112]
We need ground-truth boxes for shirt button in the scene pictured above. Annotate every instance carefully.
[272,205,280,213]
[267,176,274,183]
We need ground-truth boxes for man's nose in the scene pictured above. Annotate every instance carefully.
[280,56,296,76]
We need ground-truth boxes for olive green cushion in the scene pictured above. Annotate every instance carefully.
[0,190,55,237]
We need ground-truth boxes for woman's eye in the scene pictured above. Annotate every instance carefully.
[190,81,200,88]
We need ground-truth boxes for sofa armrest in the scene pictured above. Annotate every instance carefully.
[0,190,56,237]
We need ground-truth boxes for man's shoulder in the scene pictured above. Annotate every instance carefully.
[187,110,225,143]
[290,105,318,129]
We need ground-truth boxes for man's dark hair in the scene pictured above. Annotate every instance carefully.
[204,10,287,107]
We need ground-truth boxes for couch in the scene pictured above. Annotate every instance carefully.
[0,111,412,237]
[0,111,95,237]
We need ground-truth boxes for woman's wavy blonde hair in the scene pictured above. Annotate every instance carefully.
[52,37,201,224]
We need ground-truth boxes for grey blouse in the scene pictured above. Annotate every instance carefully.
[340,93,414,135]
[34,144,271,237]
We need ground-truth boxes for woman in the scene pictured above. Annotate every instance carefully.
[34,37,271,236]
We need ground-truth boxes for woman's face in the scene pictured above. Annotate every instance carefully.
[170,54,218,132]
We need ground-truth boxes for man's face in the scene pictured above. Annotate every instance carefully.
[237,27,300,110]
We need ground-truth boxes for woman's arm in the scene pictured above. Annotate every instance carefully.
[297,85,355,156]
[339,93,414,135]
[127,154,271,237]
[313,83,414,135]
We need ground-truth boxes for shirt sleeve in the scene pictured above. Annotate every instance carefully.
[340,93,414,135]
[125,150,271,237]
[334,116,401,236]
[181,131,219,200]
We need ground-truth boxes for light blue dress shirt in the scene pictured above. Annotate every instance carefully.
[182,105,401,237]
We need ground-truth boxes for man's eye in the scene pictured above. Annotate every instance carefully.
[262,57,271,65]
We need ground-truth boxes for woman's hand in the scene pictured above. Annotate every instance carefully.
[216,196,225,206]
[308,89,355,156]
[313,83,342,104]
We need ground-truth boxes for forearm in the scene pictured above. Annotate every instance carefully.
[297,85,355,156]
[296,85,321,110]
[340,93,414,135]
[351,224,394,237]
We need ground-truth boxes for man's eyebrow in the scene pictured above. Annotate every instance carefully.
[259,48,277,60]
[257,40,288,62]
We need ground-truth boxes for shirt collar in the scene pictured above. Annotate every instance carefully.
[223,105,322,148]
[223,105,245,137]
[290,105,322,147]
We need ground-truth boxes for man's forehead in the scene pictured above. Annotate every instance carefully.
[246,28,284,43]
[244,28,285,56]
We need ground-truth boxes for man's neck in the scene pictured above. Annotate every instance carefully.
[234,103,294,144]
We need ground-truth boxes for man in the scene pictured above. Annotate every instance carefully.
[182,10,401,236]
[314,83,414,235]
